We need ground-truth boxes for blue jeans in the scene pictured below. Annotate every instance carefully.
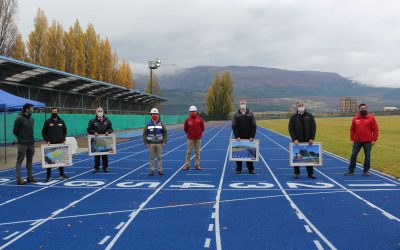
[349,142,371,172]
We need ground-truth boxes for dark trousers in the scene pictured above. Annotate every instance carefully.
[47,167,64,177]
[294,166,314,175]
[15,144,35,180]
[236,161,254,171]
[94,155,109,169]
[349,142,371,172]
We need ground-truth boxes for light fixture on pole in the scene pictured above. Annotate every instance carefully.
[148,58,161,95]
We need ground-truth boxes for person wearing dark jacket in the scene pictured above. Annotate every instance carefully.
[13,103,38,185]
[288,101,317,178]
[232,99,257,174]
[182,105,204,170]
[87,107,113,173]
[42,107,68,181]
[143,108,168,176]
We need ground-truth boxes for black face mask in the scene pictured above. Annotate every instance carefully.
[51,113,58,118]
[360,110,367,117]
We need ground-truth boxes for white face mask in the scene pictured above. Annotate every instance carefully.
[297,107,305,113]
[97,112,104,117]
[240,104,246,110]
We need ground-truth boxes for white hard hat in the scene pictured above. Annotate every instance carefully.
[150,108,159,114]
[189,105,197,112]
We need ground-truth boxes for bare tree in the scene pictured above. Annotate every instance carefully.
[0,0,18,56]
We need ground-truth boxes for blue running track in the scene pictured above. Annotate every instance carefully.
[0,123,399,249]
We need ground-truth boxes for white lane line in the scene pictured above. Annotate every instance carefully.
[30,220,42,226]
[214,131,231,250]
[104,124,227,250]
[343,180,383,182]
[259,153,337,250]
[115,222,125,230]
[0,131,193,250]
[0,142,153,206]
[2,231,20,240]
[211,212,216,219]
[304,225,312,233]
[296,212,304,220]
[99,236,111,245]
[313,240,324,250]
[258,128,400,223]
[259,125,400,185]
[0,129,185,187]
[204,238,211,248]
[208,224,214,232]
[348,183,396,187]
[322,151,400,185]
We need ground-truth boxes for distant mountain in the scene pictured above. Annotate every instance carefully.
[134,66,400,115]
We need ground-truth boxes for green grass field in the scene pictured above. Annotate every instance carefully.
[259,116,400,178]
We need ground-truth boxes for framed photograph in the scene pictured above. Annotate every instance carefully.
[229,139,260,162]
[41,144,73,168]
[88,134,117,156]
[289,143,322,166]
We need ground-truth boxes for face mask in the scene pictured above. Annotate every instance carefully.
[51,113,58,118]
[297,107,305,113]
[190,112,197,118]
[360,110,367,117]
[240,104,246,110]
[97,112,104,117]
[26,109,33,116]
[151,114,158,120]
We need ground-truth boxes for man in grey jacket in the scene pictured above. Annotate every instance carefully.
[13,103,38,185]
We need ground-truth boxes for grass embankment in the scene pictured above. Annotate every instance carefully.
[259,116,400,178]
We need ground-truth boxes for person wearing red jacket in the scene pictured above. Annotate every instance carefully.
[345,103,379,176]
[182,105,204,170]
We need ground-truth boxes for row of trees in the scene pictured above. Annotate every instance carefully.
[0,0,18,57]
[205,71,234,119]
[7,7,134,89]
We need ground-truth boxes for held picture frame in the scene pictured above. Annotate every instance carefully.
[229,139,260,162]
[289,142,322,166]
[41,144,73,168]
[88,134,117,156]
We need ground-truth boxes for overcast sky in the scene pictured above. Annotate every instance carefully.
[17,0,400,88]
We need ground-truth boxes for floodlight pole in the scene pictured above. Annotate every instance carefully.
[148,59,161,95]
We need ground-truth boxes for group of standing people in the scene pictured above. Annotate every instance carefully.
[13,105,114,185]
[12,100,379,184]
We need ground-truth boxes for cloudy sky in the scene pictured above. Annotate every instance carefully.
[17,0,400,87]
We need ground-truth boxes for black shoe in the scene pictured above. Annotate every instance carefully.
[294,173,300,178]
[308,174,316,179]
[45,177,52,182]
[59,174,69,180]
[16,178,26,185]
[235,170,241,174]
[363,171,370,176]
[103,168,109,173]
[158,171,163,176]
[249,170,256,174]
[27,177,38,183]
[93,168,99,173]
[149,171,155,176]
[344,171,354,176]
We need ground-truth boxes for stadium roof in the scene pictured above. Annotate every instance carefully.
[0,56,166,104]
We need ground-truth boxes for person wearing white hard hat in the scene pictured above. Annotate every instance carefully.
[143,108,167,175]
[182,105,204,170]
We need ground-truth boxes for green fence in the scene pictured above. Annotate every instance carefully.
[0,113,186,144]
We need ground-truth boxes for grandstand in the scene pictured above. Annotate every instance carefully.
[0,55,166,114]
